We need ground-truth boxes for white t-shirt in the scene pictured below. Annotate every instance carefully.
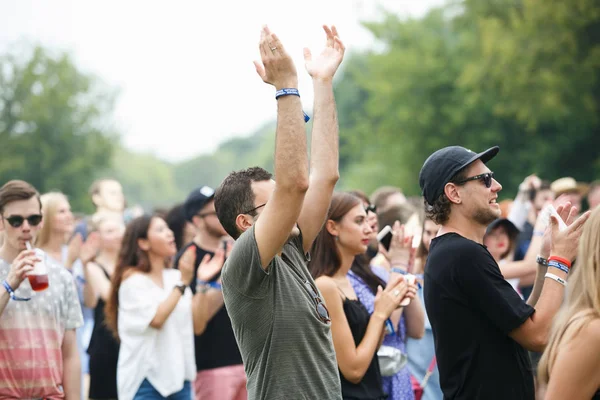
[116,269,196,400]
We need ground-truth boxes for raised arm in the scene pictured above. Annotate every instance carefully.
[509,204,591,351]
[297,25,345,253]
[252,26,309,268]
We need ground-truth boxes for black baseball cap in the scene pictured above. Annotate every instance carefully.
[486,218,520,240]
[419,145,500,205]
[183,186,215,221]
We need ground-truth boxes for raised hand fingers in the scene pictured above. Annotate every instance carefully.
[569,210,592,232]
[259,27,268,58]
[565,205,579,226]
[323,25,334,48]
[558,202,572,223]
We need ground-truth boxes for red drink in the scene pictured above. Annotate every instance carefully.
[28,274,49,292]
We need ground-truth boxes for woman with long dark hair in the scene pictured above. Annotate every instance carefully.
[309,192,414,399]
[105,215,222,400]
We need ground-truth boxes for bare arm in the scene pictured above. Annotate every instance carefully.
[83,262,111,309]
[545,320,600,399]
[61,329,81,400]
[252,27,309,269]
[526,263,547,307]
[192,289,224,335]
[0,290,9,319]
[404,293,425,339]
[1,251,36,317]
[318,278,387,384]
[297,26,345,253]
[509,272,567,351]
[509,207,591,351]
[149,288,184,329]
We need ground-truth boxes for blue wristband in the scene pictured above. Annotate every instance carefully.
[391,267,408,275]
[2,280,31,301]
[548,260,569,274]
[275,88,310,123]
[197,280,222,291]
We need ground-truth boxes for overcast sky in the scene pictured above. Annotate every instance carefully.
[0,0,445,162]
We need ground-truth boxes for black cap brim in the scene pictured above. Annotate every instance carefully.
[460,146,500,173]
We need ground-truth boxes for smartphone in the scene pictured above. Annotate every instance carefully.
[377,225,393,251]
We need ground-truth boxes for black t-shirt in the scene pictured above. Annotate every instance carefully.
[173,242,243,371]
[424,233,535,400]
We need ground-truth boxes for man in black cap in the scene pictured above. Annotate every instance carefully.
[418,145,591,399]
[173,186,246,400]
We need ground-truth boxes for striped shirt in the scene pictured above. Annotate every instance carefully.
[0,256,83,399]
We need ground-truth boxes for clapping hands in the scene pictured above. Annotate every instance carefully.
[304,25,345,82]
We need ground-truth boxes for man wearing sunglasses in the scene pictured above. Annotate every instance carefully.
[214,25,345,400]
[418,146,591,400]
[0,180,83,400]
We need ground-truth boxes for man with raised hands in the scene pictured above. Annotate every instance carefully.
[214,25,345,399]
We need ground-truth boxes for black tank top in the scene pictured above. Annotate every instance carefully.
[339,297,386,400]
[87,263,120,399]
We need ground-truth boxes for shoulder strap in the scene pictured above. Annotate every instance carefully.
[335,285,347,300]
[421,356,437,388]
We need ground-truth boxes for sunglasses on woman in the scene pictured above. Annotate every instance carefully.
[455,172,495,188]
[2,214,43,228]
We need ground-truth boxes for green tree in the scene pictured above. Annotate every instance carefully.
[334,0,600,199]
[0,45,118,211]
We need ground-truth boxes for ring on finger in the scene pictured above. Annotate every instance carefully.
[393,289,400,297]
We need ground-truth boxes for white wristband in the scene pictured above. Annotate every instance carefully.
[545,272,567,287]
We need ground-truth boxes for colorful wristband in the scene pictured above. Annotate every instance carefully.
[196,280,222,291]
[536,255,548,266]
[548,260,570,274]
[391,267,408,275]
[548,256,571,268]
[544,272,567,287]
[275,88,310,123]
[2,280,31,301]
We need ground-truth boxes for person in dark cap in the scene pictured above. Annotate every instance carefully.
[418,145,591,400]
[173,186,246,400]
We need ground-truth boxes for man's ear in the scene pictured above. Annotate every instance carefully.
[444,183,462,205]
[235,214,253,234]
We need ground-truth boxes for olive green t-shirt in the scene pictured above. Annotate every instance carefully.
[222,226,342,400]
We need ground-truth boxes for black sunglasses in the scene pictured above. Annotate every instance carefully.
[365,204,377,214]
[2,214,43,228]
[242,203,266,216]
[455,172,495,188]
[304,280,331,323]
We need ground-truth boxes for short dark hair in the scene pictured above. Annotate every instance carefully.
[214,167,273,239]
[370,186,403,211]
[377,203,417,229]
[0,180,41,214]
[425,168,468,225]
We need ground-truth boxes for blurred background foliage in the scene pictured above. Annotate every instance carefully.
[1,0,598,212]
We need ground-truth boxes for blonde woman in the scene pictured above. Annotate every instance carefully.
[37,192,99,399]
[83,213,125,400]
[538,207,600,399]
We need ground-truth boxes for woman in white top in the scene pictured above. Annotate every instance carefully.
[105,214,220,400]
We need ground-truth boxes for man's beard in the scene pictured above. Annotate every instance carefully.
[473,206,500,226]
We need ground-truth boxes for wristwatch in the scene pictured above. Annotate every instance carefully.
[174,281,186,295]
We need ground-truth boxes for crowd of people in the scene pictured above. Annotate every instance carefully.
[1,24,599,400]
